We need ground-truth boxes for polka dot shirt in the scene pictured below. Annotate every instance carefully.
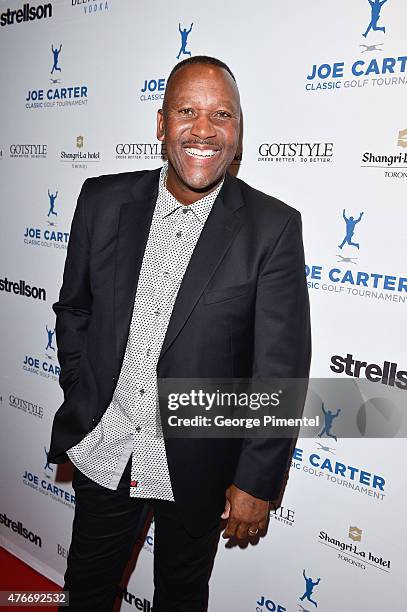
[67,163,223,500]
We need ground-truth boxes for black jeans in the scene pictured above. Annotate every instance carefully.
[62,460,220,611]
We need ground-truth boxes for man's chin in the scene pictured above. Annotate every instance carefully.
[182,173,224,194]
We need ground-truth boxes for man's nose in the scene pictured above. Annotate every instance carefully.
[190,113,216,140]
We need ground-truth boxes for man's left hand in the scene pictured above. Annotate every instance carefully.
[221,484,269,539]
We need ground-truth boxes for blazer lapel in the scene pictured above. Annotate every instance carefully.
[114,168,160,368]
[159,173,245,362]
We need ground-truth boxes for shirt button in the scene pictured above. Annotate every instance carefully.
[139,388,145,395]
[146,348,151,357]
[135,426,141,433]
[182,207,190,214]
[155,309,161,316]
[176,231,182,238]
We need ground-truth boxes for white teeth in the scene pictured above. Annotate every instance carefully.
[184,147,218,158]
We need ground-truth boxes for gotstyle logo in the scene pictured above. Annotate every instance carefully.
[9,144,47,159]
[25,45,88,110]
[270,502,295,527]
[258,142,334,164]
[115,142,166,161]
[9,394,44,419]
[71,0,109,16]
[0,512,42,548]
[0,276,46,301]
[319,529,391,573]
[1,2,52,27]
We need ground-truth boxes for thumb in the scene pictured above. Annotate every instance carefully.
[221,487,232,519]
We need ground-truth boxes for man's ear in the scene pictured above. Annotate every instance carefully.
[157,109,165,142]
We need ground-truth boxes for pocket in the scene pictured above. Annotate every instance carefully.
[203,281,252,305]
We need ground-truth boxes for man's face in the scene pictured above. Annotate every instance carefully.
[157,63,240,204]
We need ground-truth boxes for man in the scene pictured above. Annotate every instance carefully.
[48,56,311,611]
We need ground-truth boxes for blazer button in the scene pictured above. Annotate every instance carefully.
[112,375,116,383]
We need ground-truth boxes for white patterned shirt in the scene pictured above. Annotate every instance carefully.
[67,163,223,500]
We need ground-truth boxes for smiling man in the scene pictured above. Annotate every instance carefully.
[48,56,311,611]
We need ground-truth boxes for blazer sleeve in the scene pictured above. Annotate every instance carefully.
[232,211,311,501]
[52,180,92,398]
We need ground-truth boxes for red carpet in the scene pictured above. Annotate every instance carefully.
[0,547,60,611]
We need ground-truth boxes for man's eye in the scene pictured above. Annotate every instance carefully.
[179,108,194,116]
[215,111,231,119]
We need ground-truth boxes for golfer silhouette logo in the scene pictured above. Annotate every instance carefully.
[177,23,193,59]
[45,325,56,355]
[363,0,388,38]
[47,189,58,217]
[318,403,341,442]
[300,570,321,608]
[44,447,54,474]
[338,209,364,250]
[51,44,62,74]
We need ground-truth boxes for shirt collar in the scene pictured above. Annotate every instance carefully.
[157,162,224,223]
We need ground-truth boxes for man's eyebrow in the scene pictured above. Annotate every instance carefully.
[170,99,239,110]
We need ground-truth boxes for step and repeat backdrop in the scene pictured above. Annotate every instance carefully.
[0,1,406,610]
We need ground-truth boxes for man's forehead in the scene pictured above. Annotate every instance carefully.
[166,64,240,102]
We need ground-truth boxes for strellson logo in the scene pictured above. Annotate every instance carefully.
[115,142,166,161]
[0,276,46,301]
[25,45,88,110]
[0,513,42,548]
[258,142,334,164]
[9,394,44,419]
[23,187,70,251]
[1,2,52,27]
[9,144,47,159]
[330,353,407,390]
[117,587,151,611]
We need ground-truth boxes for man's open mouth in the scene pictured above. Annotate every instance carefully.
[184,147,220,159]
